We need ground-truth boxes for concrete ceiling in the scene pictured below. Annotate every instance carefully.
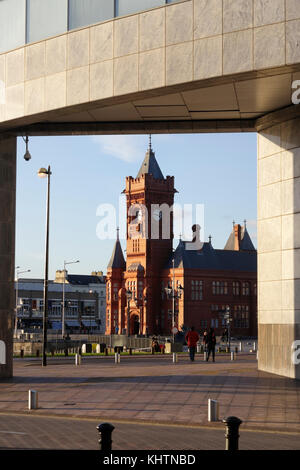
[1,66,299,138]
[20,68,300,135]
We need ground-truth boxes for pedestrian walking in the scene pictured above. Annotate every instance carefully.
[221,327,228,343]
[185,326,200,362]
[203,330,208,352]
[206,327,216,362]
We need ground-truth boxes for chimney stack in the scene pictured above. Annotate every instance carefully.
[233,224,242,251]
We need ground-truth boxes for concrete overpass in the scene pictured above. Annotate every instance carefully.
[1,0,300,378]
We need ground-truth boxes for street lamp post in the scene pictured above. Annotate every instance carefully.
[220,306,232,351]
[126,289,132,337]
[14,267,31,337]
[62,259,79,338]
[172,258,175,342]
[226,306,232,351]
[38,166,51,367]
[165,267,184,343]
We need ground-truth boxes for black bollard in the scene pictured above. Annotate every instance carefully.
[97,423,115,451]
[223,416,242,451]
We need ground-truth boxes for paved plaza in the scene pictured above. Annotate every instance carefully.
[0,352,299,450]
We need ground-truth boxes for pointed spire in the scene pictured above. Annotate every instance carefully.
[116,226,120,241]
[136,138,164,180]
[107,235,126,270]
[244,219,247,228]
[208,235,212,244]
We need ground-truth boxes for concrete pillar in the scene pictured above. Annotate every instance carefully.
[257,117,300,379]
[0,136,16,379]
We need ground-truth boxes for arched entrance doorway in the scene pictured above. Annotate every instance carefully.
[130,314,140,335]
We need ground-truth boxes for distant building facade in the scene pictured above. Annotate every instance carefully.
[106,143,257,337]
[16,271,106,334]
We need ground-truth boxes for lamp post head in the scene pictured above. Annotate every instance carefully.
[126,289,132,300]
[38,168,48,178]
[24,150,32,162]
[178,285,184,297]
[38,167,51,178]
[23,136,31,161]
[165,286,172,297]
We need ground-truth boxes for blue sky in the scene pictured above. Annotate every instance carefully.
[16,132,257,279]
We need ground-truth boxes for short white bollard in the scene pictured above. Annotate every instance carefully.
[239,342,243,352]
[208,399,219,422]
[231,352,235,361]
[172,353,178,363]
[253,342,256,352]
[28,390,38,410]
[115,353,120,364]
[75,353,81,366]
[203,351,207,361]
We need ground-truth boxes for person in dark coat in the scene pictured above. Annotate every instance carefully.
[206,327,216,362]
[202,330,208,352]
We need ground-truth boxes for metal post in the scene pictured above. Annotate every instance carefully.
[172,258,175,343]
[231,351,235,361]
[172,352,178,363]
[62,260,79,339]
[62,262,66,339]
[223,416,242,451]
[203,351,207,361]
[75,353,81,366]
[14,268,31,338]
[28,390,38,410]
[15,275,18,338]
[127,298,130,337]
[208,399,219,422]
[97,423,115,451]
[42,166,51,367]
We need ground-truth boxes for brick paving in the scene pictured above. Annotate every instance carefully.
[0,413,299,450]
[0,353,299,450]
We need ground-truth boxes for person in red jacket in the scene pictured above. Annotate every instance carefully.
[185,326,200,362]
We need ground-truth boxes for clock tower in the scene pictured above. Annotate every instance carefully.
[123,137,176,334]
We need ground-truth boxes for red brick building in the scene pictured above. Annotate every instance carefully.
[105,142,257,337]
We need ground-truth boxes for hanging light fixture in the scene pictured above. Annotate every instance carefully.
[22,135,32,161]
